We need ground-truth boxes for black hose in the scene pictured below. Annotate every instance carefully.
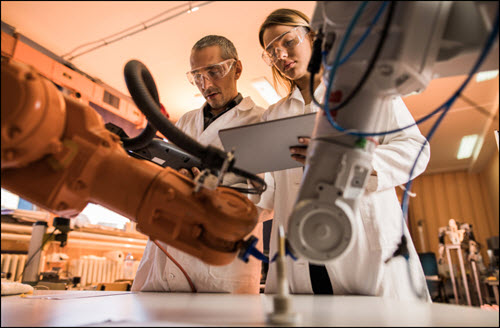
[227,166,267,195]
[124,60,227,170]
[120,63,161,151]
[123,59,266,194]
[121,122,158,151]
[308,28,325,108]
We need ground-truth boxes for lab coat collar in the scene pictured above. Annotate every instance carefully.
[195,96,257,137]
[234,96,255,111]
[289,85,305,104]
[289,83,326,105]
[199,95,254,112]
[282,83,325,115]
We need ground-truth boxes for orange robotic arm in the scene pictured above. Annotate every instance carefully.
[1,58,257,266]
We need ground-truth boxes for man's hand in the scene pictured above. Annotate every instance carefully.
[247,173,266,189]
[290,137,310,165]
[179,167,201,179]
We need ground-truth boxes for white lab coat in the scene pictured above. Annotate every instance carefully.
[257,85,431,302]
[132,96,266,293]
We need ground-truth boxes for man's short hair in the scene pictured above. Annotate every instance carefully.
[192,35,239,60]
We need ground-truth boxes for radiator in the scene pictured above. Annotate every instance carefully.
[69,256,139,287]
[1,253,139,286]
[1,253,44,282]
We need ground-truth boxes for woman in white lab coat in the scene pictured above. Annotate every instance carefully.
[256,8,431,301]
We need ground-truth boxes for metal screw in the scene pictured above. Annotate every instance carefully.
[8,126,21,139]
[109,133,120,142]
[47,141,63,154]
[378,64,393,76]
[165,188,176,201]
[396,74,409,86]
[152,210,161,221]
[57,202,68,211]
[73,180,86,190]
[192,225,202,239]
[4,149,15,161]
[24,72,36,80]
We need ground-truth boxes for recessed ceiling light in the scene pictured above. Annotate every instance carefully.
[457,134,478,159]
[476,70,498,83]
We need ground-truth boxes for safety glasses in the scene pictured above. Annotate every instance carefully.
[186,59,236,86]
[262,26,309,67]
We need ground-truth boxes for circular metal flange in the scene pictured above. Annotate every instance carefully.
[287,199,354,264]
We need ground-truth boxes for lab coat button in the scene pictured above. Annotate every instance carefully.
[169,273,175,279]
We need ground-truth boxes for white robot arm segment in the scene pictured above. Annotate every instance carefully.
[287,1,498,264]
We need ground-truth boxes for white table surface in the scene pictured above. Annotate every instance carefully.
[1,290,498,327]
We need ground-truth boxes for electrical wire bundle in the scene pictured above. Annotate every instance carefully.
[307,1,499,300]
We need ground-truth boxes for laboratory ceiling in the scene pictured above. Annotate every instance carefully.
[1,1,499,174]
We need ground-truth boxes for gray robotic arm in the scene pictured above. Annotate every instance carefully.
[287,1,498,264]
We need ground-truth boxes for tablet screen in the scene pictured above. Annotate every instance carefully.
[219,113,317,174]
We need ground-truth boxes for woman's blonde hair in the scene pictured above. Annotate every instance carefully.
[258,8,313,98]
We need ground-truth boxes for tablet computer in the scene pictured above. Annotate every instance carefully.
[218,112,317,174]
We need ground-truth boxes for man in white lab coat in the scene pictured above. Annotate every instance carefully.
[132,35,266,293]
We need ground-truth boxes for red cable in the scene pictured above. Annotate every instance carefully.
[366,137,380,146]
[153,240,197,292]
[159,103,169,119]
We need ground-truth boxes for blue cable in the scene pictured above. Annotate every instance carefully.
[317,1,388,111]
[247,247,271,263]
[385,8,499,302]
[322,1,388,71]
[240,237,298,263]
[340,1,388,66]
[322,1,394,136]
[400,8,499,233]
[399,109,445,233]
[243,4,499,274]
[322,1,368,110]
[387,7,498,301]
[323,6,499,139]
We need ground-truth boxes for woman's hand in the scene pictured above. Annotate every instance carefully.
[179,167,201,179]
[289,137,379,174]
[290,137,310,165]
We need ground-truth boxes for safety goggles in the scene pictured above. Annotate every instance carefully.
[262,26,309,67]
[186,59,236,86]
